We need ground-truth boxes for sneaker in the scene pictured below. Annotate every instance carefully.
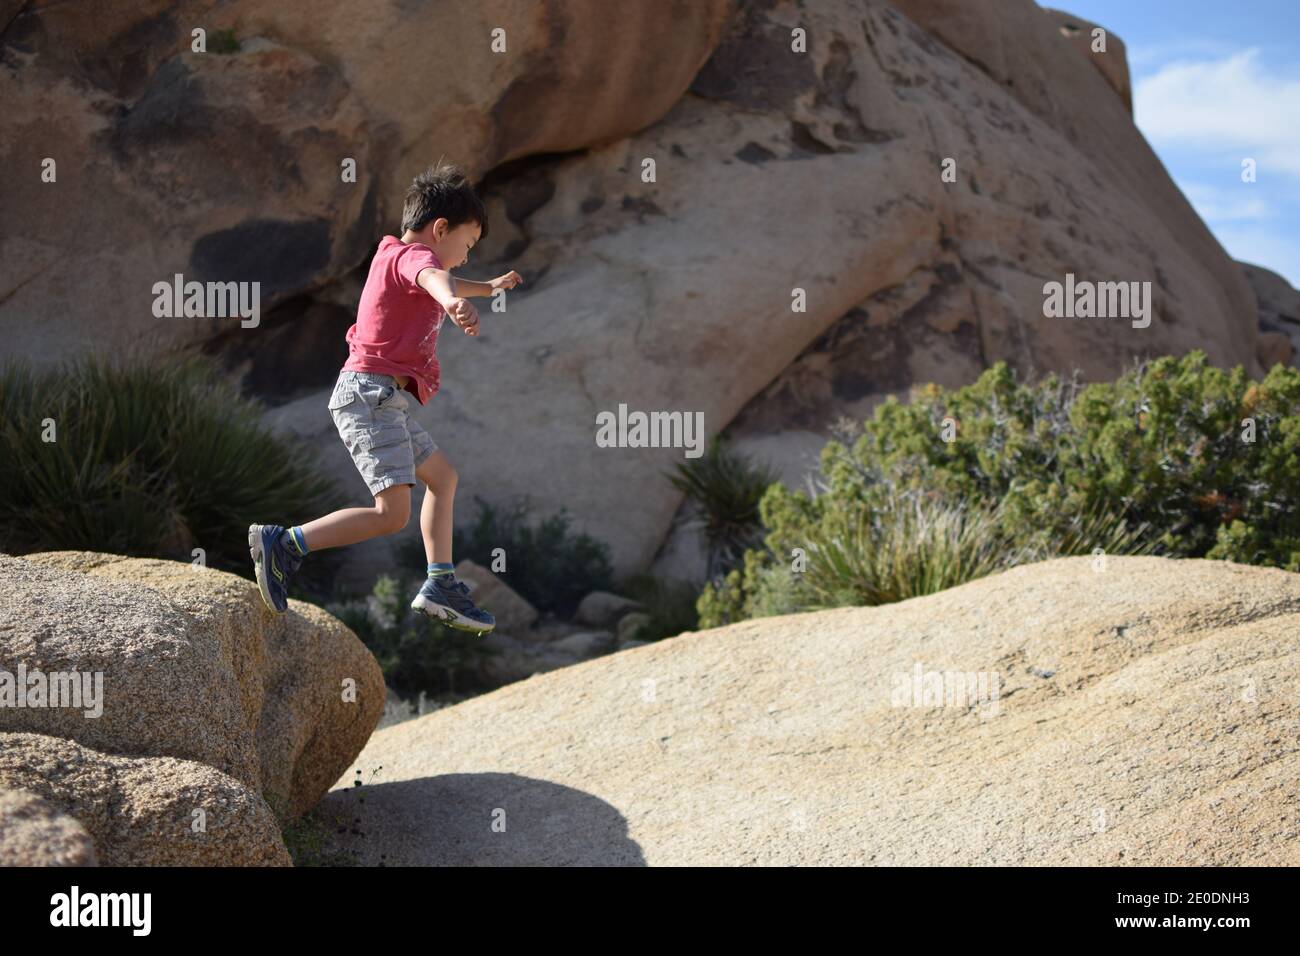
[411,574,496,634]
[248,523,303,613]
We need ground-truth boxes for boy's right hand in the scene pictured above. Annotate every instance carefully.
[445,297,480,336]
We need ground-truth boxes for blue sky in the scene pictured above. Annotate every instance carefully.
[1049,0,1299,288]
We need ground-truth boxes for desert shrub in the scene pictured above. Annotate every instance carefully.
[0,354,345,593]
[698,352,1300,627]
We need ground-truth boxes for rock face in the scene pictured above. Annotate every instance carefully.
[0,551,385,863]
[721,0,1259,486]
[317,556,1300,865]
[0,787,98,866]
[1042,8,1132,113]
[277,0,1264,582]
[0,733,290,866]
[1,0,1265,583]
[0,0,733,364]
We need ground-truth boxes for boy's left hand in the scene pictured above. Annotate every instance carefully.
[490,271,524,292]
[446,297,481,336]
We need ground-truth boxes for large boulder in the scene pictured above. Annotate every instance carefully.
[0,551,384,822]
[281,0,1264,582]
[316,556,1300,864]
[0,732,290,866]
[2,0,1265,583]
[721,0,1261,494]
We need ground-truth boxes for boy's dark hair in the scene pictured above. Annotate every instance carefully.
[401,158,489,239]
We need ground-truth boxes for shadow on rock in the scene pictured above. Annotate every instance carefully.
[316,773,647,866]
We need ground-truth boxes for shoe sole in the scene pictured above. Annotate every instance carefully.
[411,593,494,635]
[248,524,283,613]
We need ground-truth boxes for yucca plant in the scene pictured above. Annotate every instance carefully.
[0,354,345,590]
[665,434,780,578]
[798,491,1015,608]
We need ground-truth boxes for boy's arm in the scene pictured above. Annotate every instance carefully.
[417,268,521,303]
[415,269,495,300]
[450,278,495,297]
[416,268,457,307]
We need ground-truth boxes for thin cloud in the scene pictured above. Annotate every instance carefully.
[1182,182,1275,222]
[1127,37,1239,68]
[1134,49,1300,177]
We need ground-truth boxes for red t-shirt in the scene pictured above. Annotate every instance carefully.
[341,236,447,405]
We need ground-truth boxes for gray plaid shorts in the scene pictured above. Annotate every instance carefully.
[328,370,437,496]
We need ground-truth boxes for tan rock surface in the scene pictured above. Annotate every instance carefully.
[0,732,290,866]
[316,556,1300,865]
[1,551,384,822]
[0,787,98,866]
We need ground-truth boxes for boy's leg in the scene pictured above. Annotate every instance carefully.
[414,450,458,564]
[249,485,410,613]
[252,371,419,614]
[409,447,494,634]
[298,484,412,551]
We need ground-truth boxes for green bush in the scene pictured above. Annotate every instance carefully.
[429,495,614,618]
[325,573,491,696]
[0,355,345,593]
[699,352,1300,627]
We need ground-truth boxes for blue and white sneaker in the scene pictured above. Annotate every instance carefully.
[411,575,495,634]
[248,523,303,613]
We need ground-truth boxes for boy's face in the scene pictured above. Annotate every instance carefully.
[434,219,482,269]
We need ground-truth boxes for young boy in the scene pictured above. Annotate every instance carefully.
[248,160,522,633]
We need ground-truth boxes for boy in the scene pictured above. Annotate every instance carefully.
[248,160,522,633]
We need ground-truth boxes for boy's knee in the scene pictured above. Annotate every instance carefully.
[426,464,457,494]
[375,487,411,532]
